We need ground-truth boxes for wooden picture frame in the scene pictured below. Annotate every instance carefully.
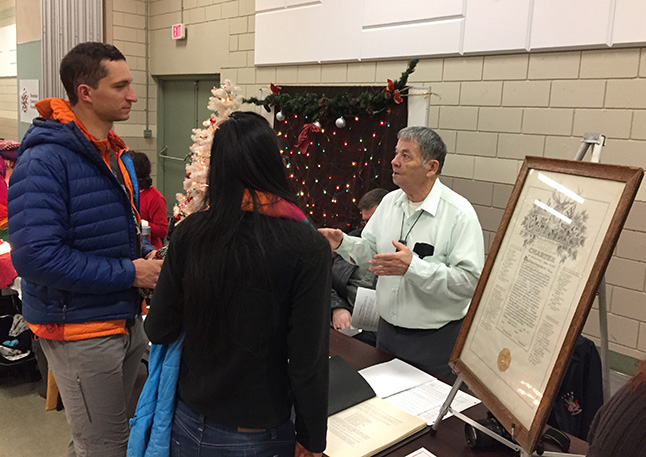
[450,156,643,453]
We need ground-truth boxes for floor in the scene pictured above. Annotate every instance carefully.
[0,373,70,457]
[0,365,633,457]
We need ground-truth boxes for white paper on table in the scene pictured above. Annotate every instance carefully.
[385,379,481,425]
[359,358,435,398]
[418,405,449,425]
[351,287,379,331]
[404,448,437,457]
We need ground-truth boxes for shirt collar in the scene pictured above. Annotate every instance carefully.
[395,178,444,217]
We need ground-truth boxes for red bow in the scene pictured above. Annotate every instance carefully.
[270,83,281,94]
[296,123,321,154]
[383,79,403,104]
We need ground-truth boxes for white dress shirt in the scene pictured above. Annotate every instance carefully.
[336,179,485,329]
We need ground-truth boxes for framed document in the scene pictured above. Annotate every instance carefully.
[450,156,643,453]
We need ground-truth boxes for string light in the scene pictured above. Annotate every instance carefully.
[273,106,401,227]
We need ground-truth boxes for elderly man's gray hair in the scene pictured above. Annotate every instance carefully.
[397,126,447,174]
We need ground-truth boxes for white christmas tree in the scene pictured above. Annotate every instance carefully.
[173,80,243,223]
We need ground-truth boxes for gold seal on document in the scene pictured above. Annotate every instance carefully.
[497,348,511,372]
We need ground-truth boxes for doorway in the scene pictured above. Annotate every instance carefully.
[156,76,220,215]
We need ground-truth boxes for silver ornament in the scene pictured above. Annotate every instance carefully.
[335,117,346,128]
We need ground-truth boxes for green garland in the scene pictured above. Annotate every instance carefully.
[244,59,418,121]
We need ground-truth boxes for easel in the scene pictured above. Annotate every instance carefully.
[431,133,610,457]
[573,133,611,403]
[431,379,586,456]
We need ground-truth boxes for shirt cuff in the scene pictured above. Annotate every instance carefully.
[404,254,437,285]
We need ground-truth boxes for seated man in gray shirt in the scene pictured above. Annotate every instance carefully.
[331,188,388,346]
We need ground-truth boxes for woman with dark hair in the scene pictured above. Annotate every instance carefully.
[144,111,331,457]
[586,360,646,456]
[131,151,168,249]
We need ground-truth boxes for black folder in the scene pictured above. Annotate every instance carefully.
[328,355,376,416]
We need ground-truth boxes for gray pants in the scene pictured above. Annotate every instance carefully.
[377,318,463,382]
[40,317,147,457]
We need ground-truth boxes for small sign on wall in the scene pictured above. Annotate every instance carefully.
[172,23,186,40]
[19,79,40,124]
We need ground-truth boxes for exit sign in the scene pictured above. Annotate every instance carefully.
[172,23,185,40]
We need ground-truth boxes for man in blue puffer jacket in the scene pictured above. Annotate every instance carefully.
[8,42,162,457]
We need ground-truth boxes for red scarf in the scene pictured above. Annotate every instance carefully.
[241,189,308,223]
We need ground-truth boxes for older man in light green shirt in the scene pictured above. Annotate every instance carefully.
[319,126,484,379]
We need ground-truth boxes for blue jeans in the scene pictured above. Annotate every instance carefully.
[171,400,296,457]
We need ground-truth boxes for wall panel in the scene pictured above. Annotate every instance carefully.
[463,0,530,54]
[361,20,464,60]
[612,0,646,46]
[363,0,462,27]
[530,0,613,50]
[256,0,646,65]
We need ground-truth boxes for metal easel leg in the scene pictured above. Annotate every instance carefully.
[574,133,605,162]
[574,133,611,401]
[430,376,463,433]
[597,277,611,402]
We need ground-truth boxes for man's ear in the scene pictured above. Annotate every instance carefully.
[76,84,93,104]
[425,159,440,177]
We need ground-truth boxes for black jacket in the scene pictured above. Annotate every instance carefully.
[144,212,331,452]
[330,253,358,312]
[548,336,603,440]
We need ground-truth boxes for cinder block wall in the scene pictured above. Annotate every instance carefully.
[106,0,157,180]
[124,0,646,371]
[0,77,17,141]
[422,51,646,373]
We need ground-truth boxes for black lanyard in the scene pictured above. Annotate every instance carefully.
[399,209,423,246]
